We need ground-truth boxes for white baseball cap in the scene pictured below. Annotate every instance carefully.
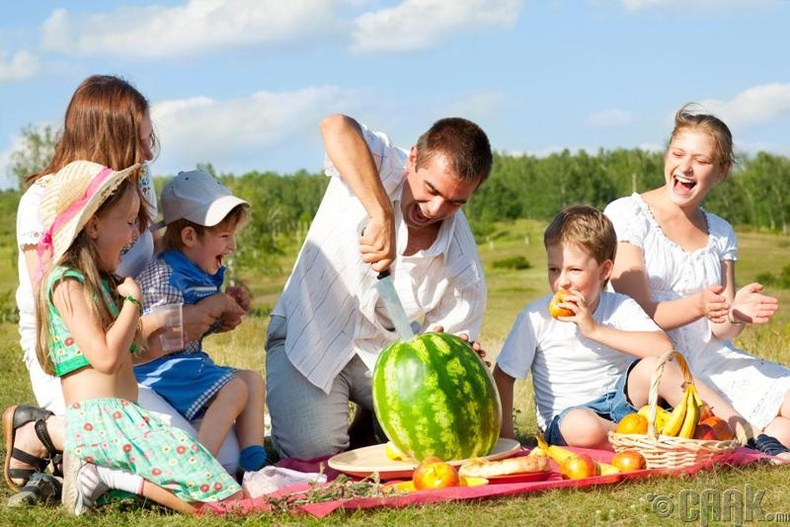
[160,170,248,227]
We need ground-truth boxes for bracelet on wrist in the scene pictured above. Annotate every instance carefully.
[124,295,143,316]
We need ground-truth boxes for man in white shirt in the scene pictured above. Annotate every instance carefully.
[266,114,493,459]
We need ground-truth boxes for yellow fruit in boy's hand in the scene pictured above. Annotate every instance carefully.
[548,289,575,319]
[616,413,648,435]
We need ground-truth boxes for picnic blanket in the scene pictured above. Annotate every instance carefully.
[198,446,776,518]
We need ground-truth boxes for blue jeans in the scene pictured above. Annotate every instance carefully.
[544,360,639,446]
[265,315,375,459]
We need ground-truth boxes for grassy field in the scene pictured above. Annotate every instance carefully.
[2,218,790,525]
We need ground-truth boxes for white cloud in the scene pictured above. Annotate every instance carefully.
[150,85,375,174]
[621,0,780,10]
[351,0,522,53]
[0,50,41,81]
[587,108,636,127]
[41,0,335,59]
[699,83,790,127]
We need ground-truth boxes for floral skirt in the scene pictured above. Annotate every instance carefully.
[65,397,240,502]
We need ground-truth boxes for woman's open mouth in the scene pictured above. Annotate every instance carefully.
[672,174,696,195]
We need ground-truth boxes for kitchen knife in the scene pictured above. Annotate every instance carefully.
[375,269,415,341]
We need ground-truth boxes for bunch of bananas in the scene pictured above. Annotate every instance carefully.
[657,383,708,438]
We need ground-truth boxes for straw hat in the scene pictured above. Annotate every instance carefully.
[38,160,140,266]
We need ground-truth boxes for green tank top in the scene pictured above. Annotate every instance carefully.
[45,266,121,377]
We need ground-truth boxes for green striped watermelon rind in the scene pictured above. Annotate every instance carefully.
[372,332,502,462]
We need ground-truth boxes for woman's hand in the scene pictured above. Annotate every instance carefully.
[194,292,246,333]
[730,283,779,324]
[182,295,227,342]
[700,285,730,323]
[227,284,252,313]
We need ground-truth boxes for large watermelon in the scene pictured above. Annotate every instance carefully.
[372,332,502,461]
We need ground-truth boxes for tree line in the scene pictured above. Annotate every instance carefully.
[5,124,790,276]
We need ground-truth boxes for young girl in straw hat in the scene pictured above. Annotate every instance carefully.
[35,160,243,515]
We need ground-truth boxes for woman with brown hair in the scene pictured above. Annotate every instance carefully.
[4,74,240,508]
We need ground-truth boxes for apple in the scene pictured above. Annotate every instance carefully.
[549,289,575,319]
[412,456,461,489]
[698,401,714,422]
[560,453,598,479]
[692,423,718,441]
[611,450,646,472]
[700,416,735,441]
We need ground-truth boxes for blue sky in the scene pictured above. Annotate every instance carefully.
[1,0,789,190]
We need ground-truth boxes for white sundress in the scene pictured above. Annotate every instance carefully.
[604,193,790,430]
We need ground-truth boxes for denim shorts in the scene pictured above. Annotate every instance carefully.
[544,360,639,446]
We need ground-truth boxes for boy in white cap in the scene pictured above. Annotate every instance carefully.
[134,170,267,474]
[34,160,242,514]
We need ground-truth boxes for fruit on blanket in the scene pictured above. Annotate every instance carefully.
[611,450,646,472]
[412,457,460,489]
[372,332,502,461]
[534,435,619,476]
[560,453,597,479]
[615,413,648,435]
[692,423,718,441]
[548,289,575,319]
[534,435,575,465]
[459,476,488,487]
[700,416,735,441]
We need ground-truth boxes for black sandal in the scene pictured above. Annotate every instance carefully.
[746,433,790,457]
[2,405,63,491]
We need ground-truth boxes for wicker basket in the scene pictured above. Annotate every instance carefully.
[608,350,739,469]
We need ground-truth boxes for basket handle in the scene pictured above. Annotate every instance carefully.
[646,350,693,438]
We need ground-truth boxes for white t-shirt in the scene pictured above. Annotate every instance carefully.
[496,290,661,430]
[272,123,487,394]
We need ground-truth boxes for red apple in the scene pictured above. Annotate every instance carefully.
[560,454,598,479]
[700,416,735,441]
[412,457,460,489]
[692,423,718,440]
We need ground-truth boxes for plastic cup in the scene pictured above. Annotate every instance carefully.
[151,303,184,352]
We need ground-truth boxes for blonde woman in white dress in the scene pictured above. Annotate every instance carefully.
[604,103,790,457]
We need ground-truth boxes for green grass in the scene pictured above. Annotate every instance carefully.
[3,218,790,525]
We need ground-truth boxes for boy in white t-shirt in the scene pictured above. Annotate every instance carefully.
[495,205,713,449]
